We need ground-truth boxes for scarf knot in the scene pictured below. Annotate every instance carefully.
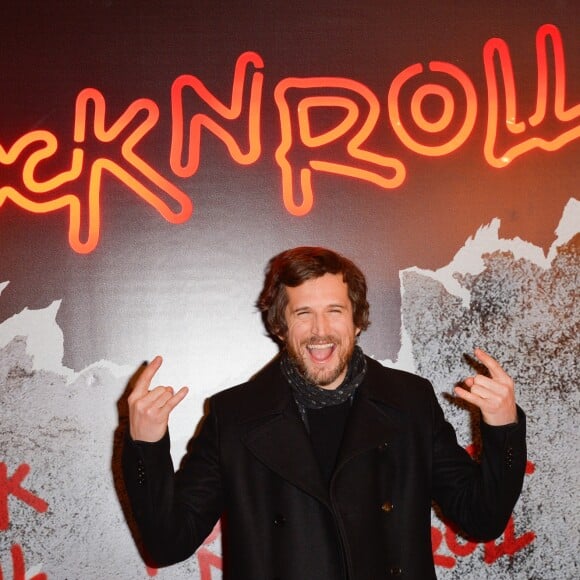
[280,345,367,411]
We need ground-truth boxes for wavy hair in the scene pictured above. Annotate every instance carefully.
[257,246,370,338]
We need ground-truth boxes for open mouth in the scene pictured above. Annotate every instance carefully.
[306,342,336,363]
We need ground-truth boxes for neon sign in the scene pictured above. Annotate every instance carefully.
[0,24,578,253]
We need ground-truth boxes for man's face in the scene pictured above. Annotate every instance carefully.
[282,273,360,390]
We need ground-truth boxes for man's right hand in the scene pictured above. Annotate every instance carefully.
[127,356,189,442]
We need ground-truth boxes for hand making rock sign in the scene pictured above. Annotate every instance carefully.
[455,348,518,426]
[127,355,189,442]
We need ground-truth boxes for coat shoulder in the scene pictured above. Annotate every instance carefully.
[208,355,290,422]
[363,356,436,408]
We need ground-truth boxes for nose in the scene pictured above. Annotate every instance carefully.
[312,312,330,336]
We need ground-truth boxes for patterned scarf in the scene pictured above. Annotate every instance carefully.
[280,345,367,412]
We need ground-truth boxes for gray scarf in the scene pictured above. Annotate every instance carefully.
[280,345,367,412]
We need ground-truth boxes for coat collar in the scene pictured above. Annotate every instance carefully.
[238,355,407,504]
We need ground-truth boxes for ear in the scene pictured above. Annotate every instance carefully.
[355,327,361,337]
[275,326,287,342]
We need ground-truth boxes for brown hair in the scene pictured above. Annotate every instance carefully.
[257,246,370,338]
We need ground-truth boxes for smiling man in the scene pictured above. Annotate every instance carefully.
[122,246,527,580]
[283,272,360,388]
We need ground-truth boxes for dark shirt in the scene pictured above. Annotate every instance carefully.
[306,399,352,485]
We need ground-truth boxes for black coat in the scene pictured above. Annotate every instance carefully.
[122,356,526,579]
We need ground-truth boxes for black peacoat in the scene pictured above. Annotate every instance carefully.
[122,356,526,579]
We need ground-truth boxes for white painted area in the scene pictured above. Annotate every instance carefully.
[549,197,580,261]
[0,297,74,380]
[397,197,578,309]
[380,197,580,373]
[0,286,146,384]
[380,314,417,372]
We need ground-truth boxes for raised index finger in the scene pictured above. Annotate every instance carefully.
[132,355,163,396]
[474,348,509,381]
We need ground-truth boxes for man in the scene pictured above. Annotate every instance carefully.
[122,246,526,579]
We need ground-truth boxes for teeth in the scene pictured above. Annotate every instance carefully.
[307,344,334,350]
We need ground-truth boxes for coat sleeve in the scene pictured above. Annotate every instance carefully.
[429,387,527,541]
[122,401,224,567]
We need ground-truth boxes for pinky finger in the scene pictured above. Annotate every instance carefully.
[165,386,189,412]
[454,385,480,408]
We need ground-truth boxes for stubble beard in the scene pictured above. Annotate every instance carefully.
[286,335,355,388]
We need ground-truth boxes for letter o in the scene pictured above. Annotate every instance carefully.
[388,61,477,156]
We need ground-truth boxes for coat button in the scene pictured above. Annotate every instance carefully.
[381,501,394,513]
[273,514,286,526]
[506,447,514,466]
[377,442,389,451]
[136,460,146,485]
[389,566,402,575]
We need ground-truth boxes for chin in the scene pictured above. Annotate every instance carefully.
[303,361,346,388]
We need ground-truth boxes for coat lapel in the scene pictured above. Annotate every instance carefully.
[335,358,406,474]
[239,358,329,505]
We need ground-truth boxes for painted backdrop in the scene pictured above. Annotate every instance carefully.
[1,1,578,578]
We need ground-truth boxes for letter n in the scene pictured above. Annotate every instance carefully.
[170,52,264,177]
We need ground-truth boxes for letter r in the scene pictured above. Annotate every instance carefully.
[274,77,405,216]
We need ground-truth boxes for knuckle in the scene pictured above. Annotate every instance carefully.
[144,406,157,419]
[135,399,149,413]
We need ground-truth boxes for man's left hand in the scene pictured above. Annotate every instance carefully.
[455,348,518,426]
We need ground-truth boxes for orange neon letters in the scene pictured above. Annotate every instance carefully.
[0,24,577,253]
[483,24,580,167]
[1,90,193,253]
